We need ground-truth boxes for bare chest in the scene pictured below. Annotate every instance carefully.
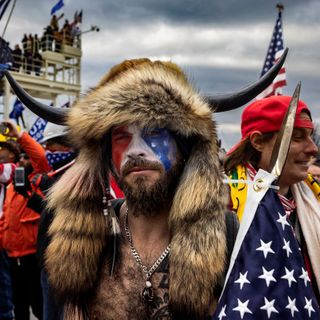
[88,241,171,320]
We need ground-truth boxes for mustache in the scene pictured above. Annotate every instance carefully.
[121,157,163,176]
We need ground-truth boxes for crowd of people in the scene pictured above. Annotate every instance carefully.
[0,58,319,319]
[10,12,81,76]
[11,37,42,76]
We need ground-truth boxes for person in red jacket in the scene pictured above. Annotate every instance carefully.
[0,122,51,320]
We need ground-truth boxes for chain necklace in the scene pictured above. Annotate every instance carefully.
[124,208,171,303]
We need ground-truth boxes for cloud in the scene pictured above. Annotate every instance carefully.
[3,0,320,147]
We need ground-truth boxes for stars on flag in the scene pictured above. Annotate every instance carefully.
[211,189,320,319]
[260,297,279,318]
[234,271,250,290]
[256,239,275,258]
[232,299,252,319]
[282,238,292,257]
[256,9,287,99]
[258,267,277,287]
[285,297,299,317]
[304,297,316,317]
[276,211,290,230]
[217,305,226,320]
[281,267,297,287]
[299,267,311,287]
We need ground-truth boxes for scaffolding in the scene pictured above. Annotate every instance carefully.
[0,32,82,120]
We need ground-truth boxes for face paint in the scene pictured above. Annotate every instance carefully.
[141,128,174,171]
[111,125,178,174]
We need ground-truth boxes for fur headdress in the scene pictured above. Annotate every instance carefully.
[1,54,288,318]
[46,59,228,317]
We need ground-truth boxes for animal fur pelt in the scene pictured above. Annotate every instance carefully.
[45,60,228,318]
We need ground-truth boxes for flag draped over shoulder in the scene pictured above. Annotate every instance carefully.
[51,0,64,15]
[212,169,320,320]
[256,10,287,100]
[0,0,11,20]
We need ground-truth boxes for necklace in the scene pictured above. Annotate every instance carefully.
[124,208,171,303]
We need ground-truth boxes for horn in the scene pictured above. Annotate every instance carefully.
[2,70,68,125]
[208,47,288,112]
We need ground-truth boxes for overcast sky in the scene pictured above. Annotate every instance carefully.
[3,0,320,148]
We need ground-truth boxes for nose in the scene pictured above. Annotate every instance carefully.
[126,135,148,159]
[306,136,318,156]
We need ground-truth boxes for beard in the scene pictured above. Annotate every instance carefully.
[117,157,184,217]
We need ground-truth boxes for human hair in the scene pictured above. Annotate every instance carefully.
[224,132,275,174]
[0,140,21,163]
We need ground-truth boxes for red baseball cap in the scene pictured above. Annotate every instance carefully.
[227,95,313,155]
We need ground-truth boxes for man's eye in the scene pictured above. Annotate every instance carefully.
[113,134,131,142]
[146,129,163,138]
[292,135,303,141]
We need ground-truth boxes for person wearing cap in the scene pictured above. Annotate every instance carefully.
[0,121,51,320]
[1,52,287,318]
[224,95,320,303]
[0,139,19,320]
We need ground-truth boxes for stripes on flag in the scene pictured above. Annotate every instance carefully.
[256,10,287,100]
[212,170,320,319]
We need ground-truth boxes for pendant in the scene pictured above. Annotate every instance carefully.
[142,280,154,303]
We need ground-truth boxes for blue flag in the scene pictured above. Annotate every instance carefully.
[212,187,320,319]
[51,0,64,15]
[29,117,48,142]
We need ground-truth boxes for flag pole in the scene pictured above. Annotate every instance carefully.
[276,3,284,12]
[2,0,17,38]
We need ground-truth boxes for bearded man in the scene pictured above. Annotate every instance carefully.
[1,53,287,319]
[44,59,234,319]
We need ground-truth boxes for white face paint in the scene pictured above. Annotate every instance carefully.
[111,124,178,175]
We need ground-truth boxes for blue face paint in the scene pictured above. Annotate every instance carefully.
[142,128,176,171]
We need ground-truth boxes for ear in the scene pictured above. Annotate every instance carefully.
[249,131,265,152]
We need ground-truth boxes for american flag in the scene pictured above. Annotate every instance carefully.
[212,177,320,319]
[45,150,74,167]
[256,9,287,100]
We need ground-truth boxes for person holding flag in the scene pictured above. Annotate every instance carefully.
[220,88,320,318]
[50,0,64,16]
[1,52,288,318]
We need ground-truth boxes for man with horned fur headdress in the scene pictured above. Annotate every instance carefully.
[0,53,287,319]
[45,59,234,319]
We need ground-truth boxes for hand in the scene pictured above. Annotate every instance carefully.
[1,121,21,139]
